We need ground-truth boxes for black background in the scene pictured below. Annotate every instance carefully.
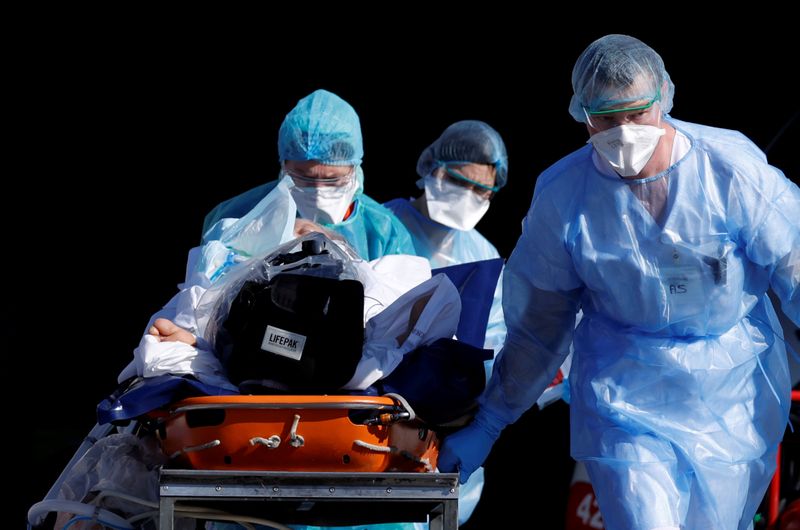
[13,21,798,528]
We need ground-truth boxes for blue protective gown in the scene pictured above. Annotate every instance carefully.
[485,119,799,530]
[202,179,415,261]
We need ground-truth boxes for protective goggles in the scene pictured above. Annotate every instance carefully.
[281,166,357,187]
[443,166,499,200]
[585,95,659,116]
[582,89,661,127]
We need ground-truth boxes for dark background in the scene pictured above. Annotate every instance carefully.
[14,23,798,528]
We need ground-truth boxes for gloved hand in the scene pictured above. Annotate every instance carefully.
[438,409,505,484]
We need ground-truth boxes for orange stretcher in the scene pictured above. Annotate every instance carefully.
[158,395,439,473]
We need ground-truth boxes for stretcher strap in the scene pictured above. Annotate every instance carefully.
[353,439,433,472]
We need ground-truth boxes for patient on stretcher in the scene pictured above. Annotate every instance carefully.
[123,233,493,405]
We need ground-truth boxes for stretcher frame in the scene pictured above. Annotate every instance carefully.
[158,469,459,529]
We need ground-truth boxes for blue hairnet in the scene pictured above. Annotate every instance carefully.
[569,34,675,123]
[416,120,509,189]
[278,89,364,166]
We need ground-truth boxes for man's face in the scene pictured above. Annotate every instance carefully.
[283,160,355,188]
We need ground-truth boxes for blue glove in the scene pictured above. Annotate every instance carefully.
[438,410,504,484]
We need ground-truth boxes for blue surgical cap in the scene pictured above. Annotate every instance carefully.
[278,89,364,166]
[416,120,509,189]
[569,34,675,123]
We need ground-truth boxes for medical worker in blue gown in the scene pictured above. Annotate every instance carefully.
[438,34,799,530]
[385,120,508,526]
[202,89,414,261]
[385,120,508,356]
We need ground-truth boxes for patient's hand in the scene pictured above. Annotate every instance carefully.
[294,219,344,241]
[148,318,197,346]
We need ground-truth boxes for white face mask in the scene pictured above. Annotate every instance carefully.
[289,176,358,225]
[589,124,666,177]
[423,175,491,231]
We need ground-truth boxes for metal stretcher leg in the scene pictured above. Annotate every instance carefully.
[158,496,176,530]
[429,497,459,530]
